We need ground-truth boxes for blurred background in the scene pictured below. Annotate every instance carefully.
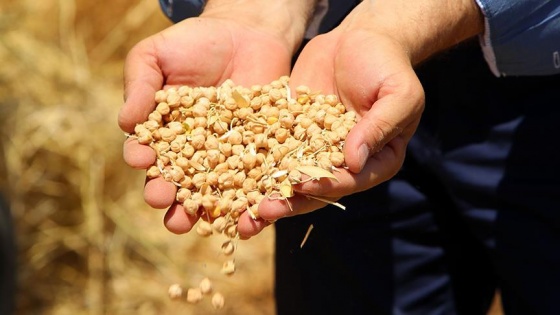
[0,0,275,314]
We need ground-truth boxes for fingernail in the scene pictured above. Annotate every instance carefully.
[358,144,369,171]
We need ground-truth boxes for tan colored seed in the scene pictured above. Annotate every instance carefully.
[211,292,225,310]
[186,288,203,304]
[183,199,199,215]
[168,284,183,300]
[221,260,235,275]
[195,220,213,237]
[199,277,213,295]
[212,216,228,233]
[221,240,235,256]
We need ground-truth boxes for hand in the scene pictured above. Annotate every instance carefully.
[237,0,483,238]
[119,16,295,234]
[236,29,424,237]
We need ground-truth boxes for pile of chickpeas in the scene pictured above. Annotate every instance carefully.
[131,76,357,308]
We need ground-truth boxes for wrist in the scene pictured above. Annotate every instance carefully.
[340,0,484,65]
[201,0,317,55]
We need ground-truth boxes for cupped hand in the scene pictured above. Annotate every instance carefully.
[118,17,293,234]
[237,27,425,238]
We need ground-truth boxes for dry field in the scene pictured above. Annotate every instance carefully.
[0,0,274,314]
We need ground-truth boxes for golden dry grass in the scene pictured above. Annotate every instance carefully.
[0,0,274,314]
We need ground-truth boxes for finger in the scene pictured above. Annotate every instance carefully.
[334,37,424,173]
[289,33,337,93]
[236,214,271,239]
[119,40,164,133]
[163,203,199,234]
[143,176,177,209]
[343,84,422,174]
[123,137,156,169]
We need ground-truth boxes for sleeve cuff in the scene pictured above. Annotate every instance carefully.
[159,0,206,23]
[475,0,560,76]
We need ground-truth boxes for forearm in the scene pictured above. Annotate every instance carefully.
[340,0,484,65]
[201,0,318,55]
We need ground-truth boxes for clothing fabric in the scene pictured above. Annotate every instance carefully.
[275,41,560,315]
[0,196,15,315]
[475,0,560,76]
[158,0,205,23]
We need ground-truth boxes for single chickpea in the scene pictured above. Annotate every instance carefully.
[226,129,243,145]
[219,142,233,157]
[146,165,160,179]
[195,220,213,237]
[236,107,253,120]
[186,288,203,304]
[214,162,229,175]
[213,120,228,135]
[288,169,302,183]
[166,92,181,108]
[155,90,168,103]
[183,199,199,215]
[330,151,345,167]
[192,173,207,189]
[224,97,237,111]
[156,102,170,115]
[181,144,195,158]
[288,100,303,113]
[275,128,290,143]
[190,134,206,150]
[221,240,235,256]
[335,126,349,139]
[279,112,295,129]
[246,190,262,205]
[193,116,207,128]
[144,119,160,132]
[325,94,338,106]
[250,96,263,110]
[221,260,235,276]
[275,98,289,109]
[206,149,221,167]
[168,165,185,182]
[212,292,225,310]
[241,174,257,192]
[204,135,219,150]
[136,131,153,145]
[242,153,257,170]
[212,216,228,233]
[199,277,213,295]
[306,123,322,138]
[233,171,246,187]
[180,95,194,107]
[176,188,192,203]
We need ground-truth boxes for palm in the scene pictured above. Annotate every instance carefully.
[153,18,293,88]
[119,17,293,234]
[245,29,424,236]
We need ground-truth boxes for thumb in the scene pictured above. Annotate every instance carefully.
[343,78,424,173]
